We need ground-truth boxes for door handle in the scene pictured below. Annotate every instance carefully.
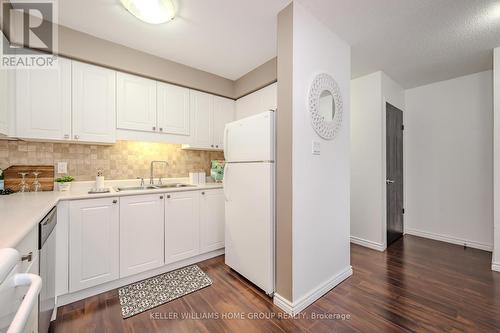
[386,179,395,184]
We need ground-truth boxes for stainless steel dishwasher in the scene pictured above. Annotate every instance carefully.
[38,207,56,333]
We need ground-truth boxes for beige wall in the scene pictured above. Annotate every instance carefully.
[0,140,223,181]
[275,3,293,302]
[4,9,276,99]
[5,10,234,98]
[234,57,277,99]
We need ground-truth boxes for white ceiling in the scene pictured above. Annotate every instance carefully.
[57,0,290,80]
[58,0,500,88]
[297,0,500,88]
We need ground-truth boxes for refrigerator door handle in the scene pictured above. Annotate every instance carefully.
[223,163,229,202]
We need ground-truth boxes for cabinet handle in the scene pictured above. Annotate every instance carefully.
[63,134,69,139]
[21,252,32,262]
[160,195,164,199]
[159,128,163,132]
[167,194,171,199]
[152,126,156,131]
[201,191,205,195]
[112,199,117,204]
[211,145,214,148]
[216,145,219,148]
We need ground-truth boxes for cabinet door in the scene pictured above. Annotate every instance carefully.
[165,191,200,264]
[116,72,157,132]
[157,82,190,135]
[213,96,235,149]
[120,194,165,278]
[72,61,116,143]
[0,68,9,135]
[235,90,260,120]
[200,189,225,253]
[190,90,213,149]
[15,57,71,140]
[260,82,277,112]
[69,197,119,292]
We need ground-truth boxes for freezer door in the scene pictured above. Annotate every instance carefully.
[224,162,274,294]
[224,111,274,162]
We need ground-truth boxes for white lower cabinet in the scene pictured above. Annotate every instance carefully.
[120,194,165,278]
[165,191,200,264]
[200,189,225,252]
[69,197,119,293]
[62,189,225,297]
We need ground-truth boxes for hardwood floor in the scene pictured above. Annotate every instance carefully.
[50,235,500,333]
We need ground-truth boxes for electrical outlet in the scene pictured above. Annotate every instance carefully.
[57,162,68,174]
[312,141,321,155]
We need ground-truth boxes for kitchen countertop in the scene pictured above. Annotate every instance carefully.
[0,180,223,249]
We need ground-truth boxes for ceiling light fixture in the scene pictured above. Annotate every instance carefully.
[490,3,500,19]
[120,0,176,24]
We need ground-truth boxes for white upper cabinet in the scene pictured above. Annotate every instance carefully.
[191,90,214,149]
[120,194,165,278]
[260,82,278,112]
[69,197,119,293]
[0,68,11,136]
[183,91,235,151]
[200,189,225,253]
[165,191,200,264]
[117,72,157,132]
[157,82,190,135]
[72,61,116,143]
[235,82,277,120]
[213,96,235,149]
[16,57,71,140]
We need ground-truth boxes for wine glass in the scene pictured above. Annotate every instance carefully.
[31,171,42,192]
[17,172,29,192]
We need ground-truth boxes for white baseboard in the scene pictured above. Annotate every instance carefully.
[350,236,385,252]
[405,228,493,252]
[273,266,353,315]
[57,249,224,307]
[492,262,500,272]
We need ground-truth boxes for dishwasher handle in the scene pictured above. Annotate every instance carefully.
[7,273,42,333]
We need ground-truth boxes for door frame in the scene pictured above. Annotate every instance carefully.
[381,99,407,250]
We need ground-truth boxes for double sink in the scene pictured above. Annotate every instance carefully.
[115,183,195,192]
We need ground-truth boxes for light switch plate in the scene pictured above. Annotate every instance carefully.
[312,141,321,155]
[57,162,68,174]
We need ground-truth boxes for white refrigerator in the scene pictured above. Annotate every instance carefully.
[223,111,275,295]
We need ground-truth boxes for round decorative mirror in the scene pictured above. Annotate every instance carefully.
[308,73,343,140]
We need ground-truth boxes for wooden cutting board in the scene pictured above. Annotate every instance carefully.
[3,165,55,192]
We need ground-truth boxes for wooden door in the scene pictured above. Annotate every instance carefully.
[116,72,157,132]
[157,82,190,135]
[200,189,225,253]
[165,191,200,264]
[16,57,71,140]
[386,103,404,246]
[190,90,213,148]
[120,194,165,277]
[69,197,119,292]
[213,96,235,149]
[72,61,116,143]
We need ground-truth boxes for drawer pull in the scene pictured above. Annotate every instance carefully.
[21,252,33,262]
[167,195,171,199]
[160,195,164,199]
[112,199,118,204]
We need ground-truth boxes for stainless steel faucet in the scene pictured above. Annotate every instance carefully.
[150,161,169,185]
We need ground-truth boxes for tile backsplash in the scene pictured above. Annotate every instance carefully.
[0,140,224,181]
